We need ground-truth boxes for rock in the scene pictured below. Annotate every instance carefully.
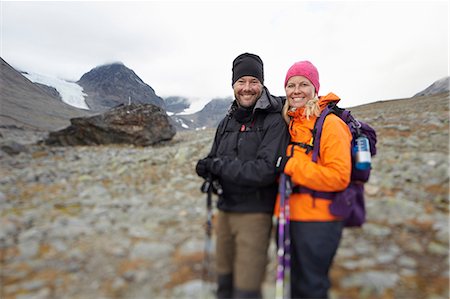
[178,239,204,256]
[0,191,6,204]
[0,140,28,155]
[130,242,175,260]
[45,103,176,146]
[171,280,214,298]
[18,240,40,258]
[341,271,400,293]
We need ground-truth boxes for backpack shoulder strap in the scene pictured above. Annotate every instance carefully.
[311,103,335,162]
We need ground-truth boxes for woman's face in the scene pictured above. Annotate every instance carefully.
[285,75,316,109]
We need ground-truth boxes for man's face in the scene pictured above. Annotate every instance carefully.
[233,76,263,108]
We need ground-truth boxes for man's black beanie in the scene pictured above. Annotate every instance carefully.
[232,53,264,86]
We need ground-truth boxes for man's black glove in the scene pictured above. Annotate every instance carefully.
[196,158,212,178]
[275,155,290,174]
[196,157,224,178]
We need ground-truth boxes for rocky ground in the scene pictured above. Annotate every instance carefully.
[0,94,449,299]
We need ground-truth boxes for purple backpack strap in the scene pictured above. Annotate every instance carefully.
[294,102,341,199]
[293,186,336,200]
[311,105,333,162]
[341,109,351,122]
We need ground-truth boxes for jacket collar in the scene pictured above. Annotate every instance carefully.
[254,88,271,111]
[287,92,341,119]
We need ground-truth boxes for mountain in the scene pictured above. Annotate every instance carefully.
[414,76,449,97]
[3,56,447,134]
[171,97,232,130]
[0,57,92,131]
[77,62,165,112]
[164,96,191,114]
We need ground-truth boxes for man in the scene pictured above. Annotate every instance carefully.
[196,53,289,298]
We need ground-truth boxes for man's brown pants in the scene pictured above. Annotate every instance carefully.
[215,211,273,292]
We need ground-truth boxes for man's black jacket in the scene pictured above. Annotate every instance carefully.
[206,87,290,213]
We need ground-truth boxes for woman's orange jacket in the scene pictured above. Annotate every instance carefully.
[274,93,352,221]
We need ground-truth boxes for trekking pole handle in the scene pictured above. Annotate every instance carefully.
[201,179,211,193]
[212,180,223,195]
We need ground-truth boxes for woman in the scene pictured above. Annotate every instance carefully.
[275,60,352,298]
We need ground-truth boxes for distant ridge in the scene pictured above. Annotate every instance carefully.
[414,76,449,97]
[170,97,232,130]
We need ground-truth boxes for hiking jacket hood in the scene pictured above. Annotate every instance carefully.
[207,87,290,213]
[275,92,352,221]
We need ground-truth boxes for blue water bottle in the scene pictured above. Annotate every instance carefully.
[354,135,371,170]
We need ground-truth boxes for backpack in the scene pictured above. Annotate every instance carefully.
[295,102,377,227]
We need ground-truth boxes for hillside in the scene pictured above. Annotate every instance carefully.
[0,57,92,131]
[0,92,448,299]
[414,76,449,97]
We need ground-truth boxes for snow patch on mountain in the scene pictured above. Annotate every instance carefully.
[23,72,90,110]
[177,97,211,115]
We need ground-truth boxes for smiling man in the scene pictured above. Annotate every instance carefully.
[196,53,290,298]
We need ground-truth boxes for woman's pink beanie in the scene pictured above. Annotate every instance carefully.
[284,60,320,94]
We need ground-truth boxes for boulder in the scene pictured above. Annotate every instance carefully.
[0,140,28,155]
[45,104,176,146]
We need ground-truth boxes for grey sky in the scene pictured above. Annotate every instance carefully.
[1,1,448,110]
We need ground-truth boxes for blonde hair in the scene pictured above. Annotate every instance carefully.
[282,95,321,125]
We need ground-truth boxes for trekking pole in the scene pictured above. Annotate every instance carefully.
[283,175,292,299]
[275,173,288,299]
[200,176,222,297]
[201,177,214,295]
[275,174,292,299]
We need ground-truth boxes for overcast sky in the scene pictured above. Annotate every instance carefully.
[1,1,449,110]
